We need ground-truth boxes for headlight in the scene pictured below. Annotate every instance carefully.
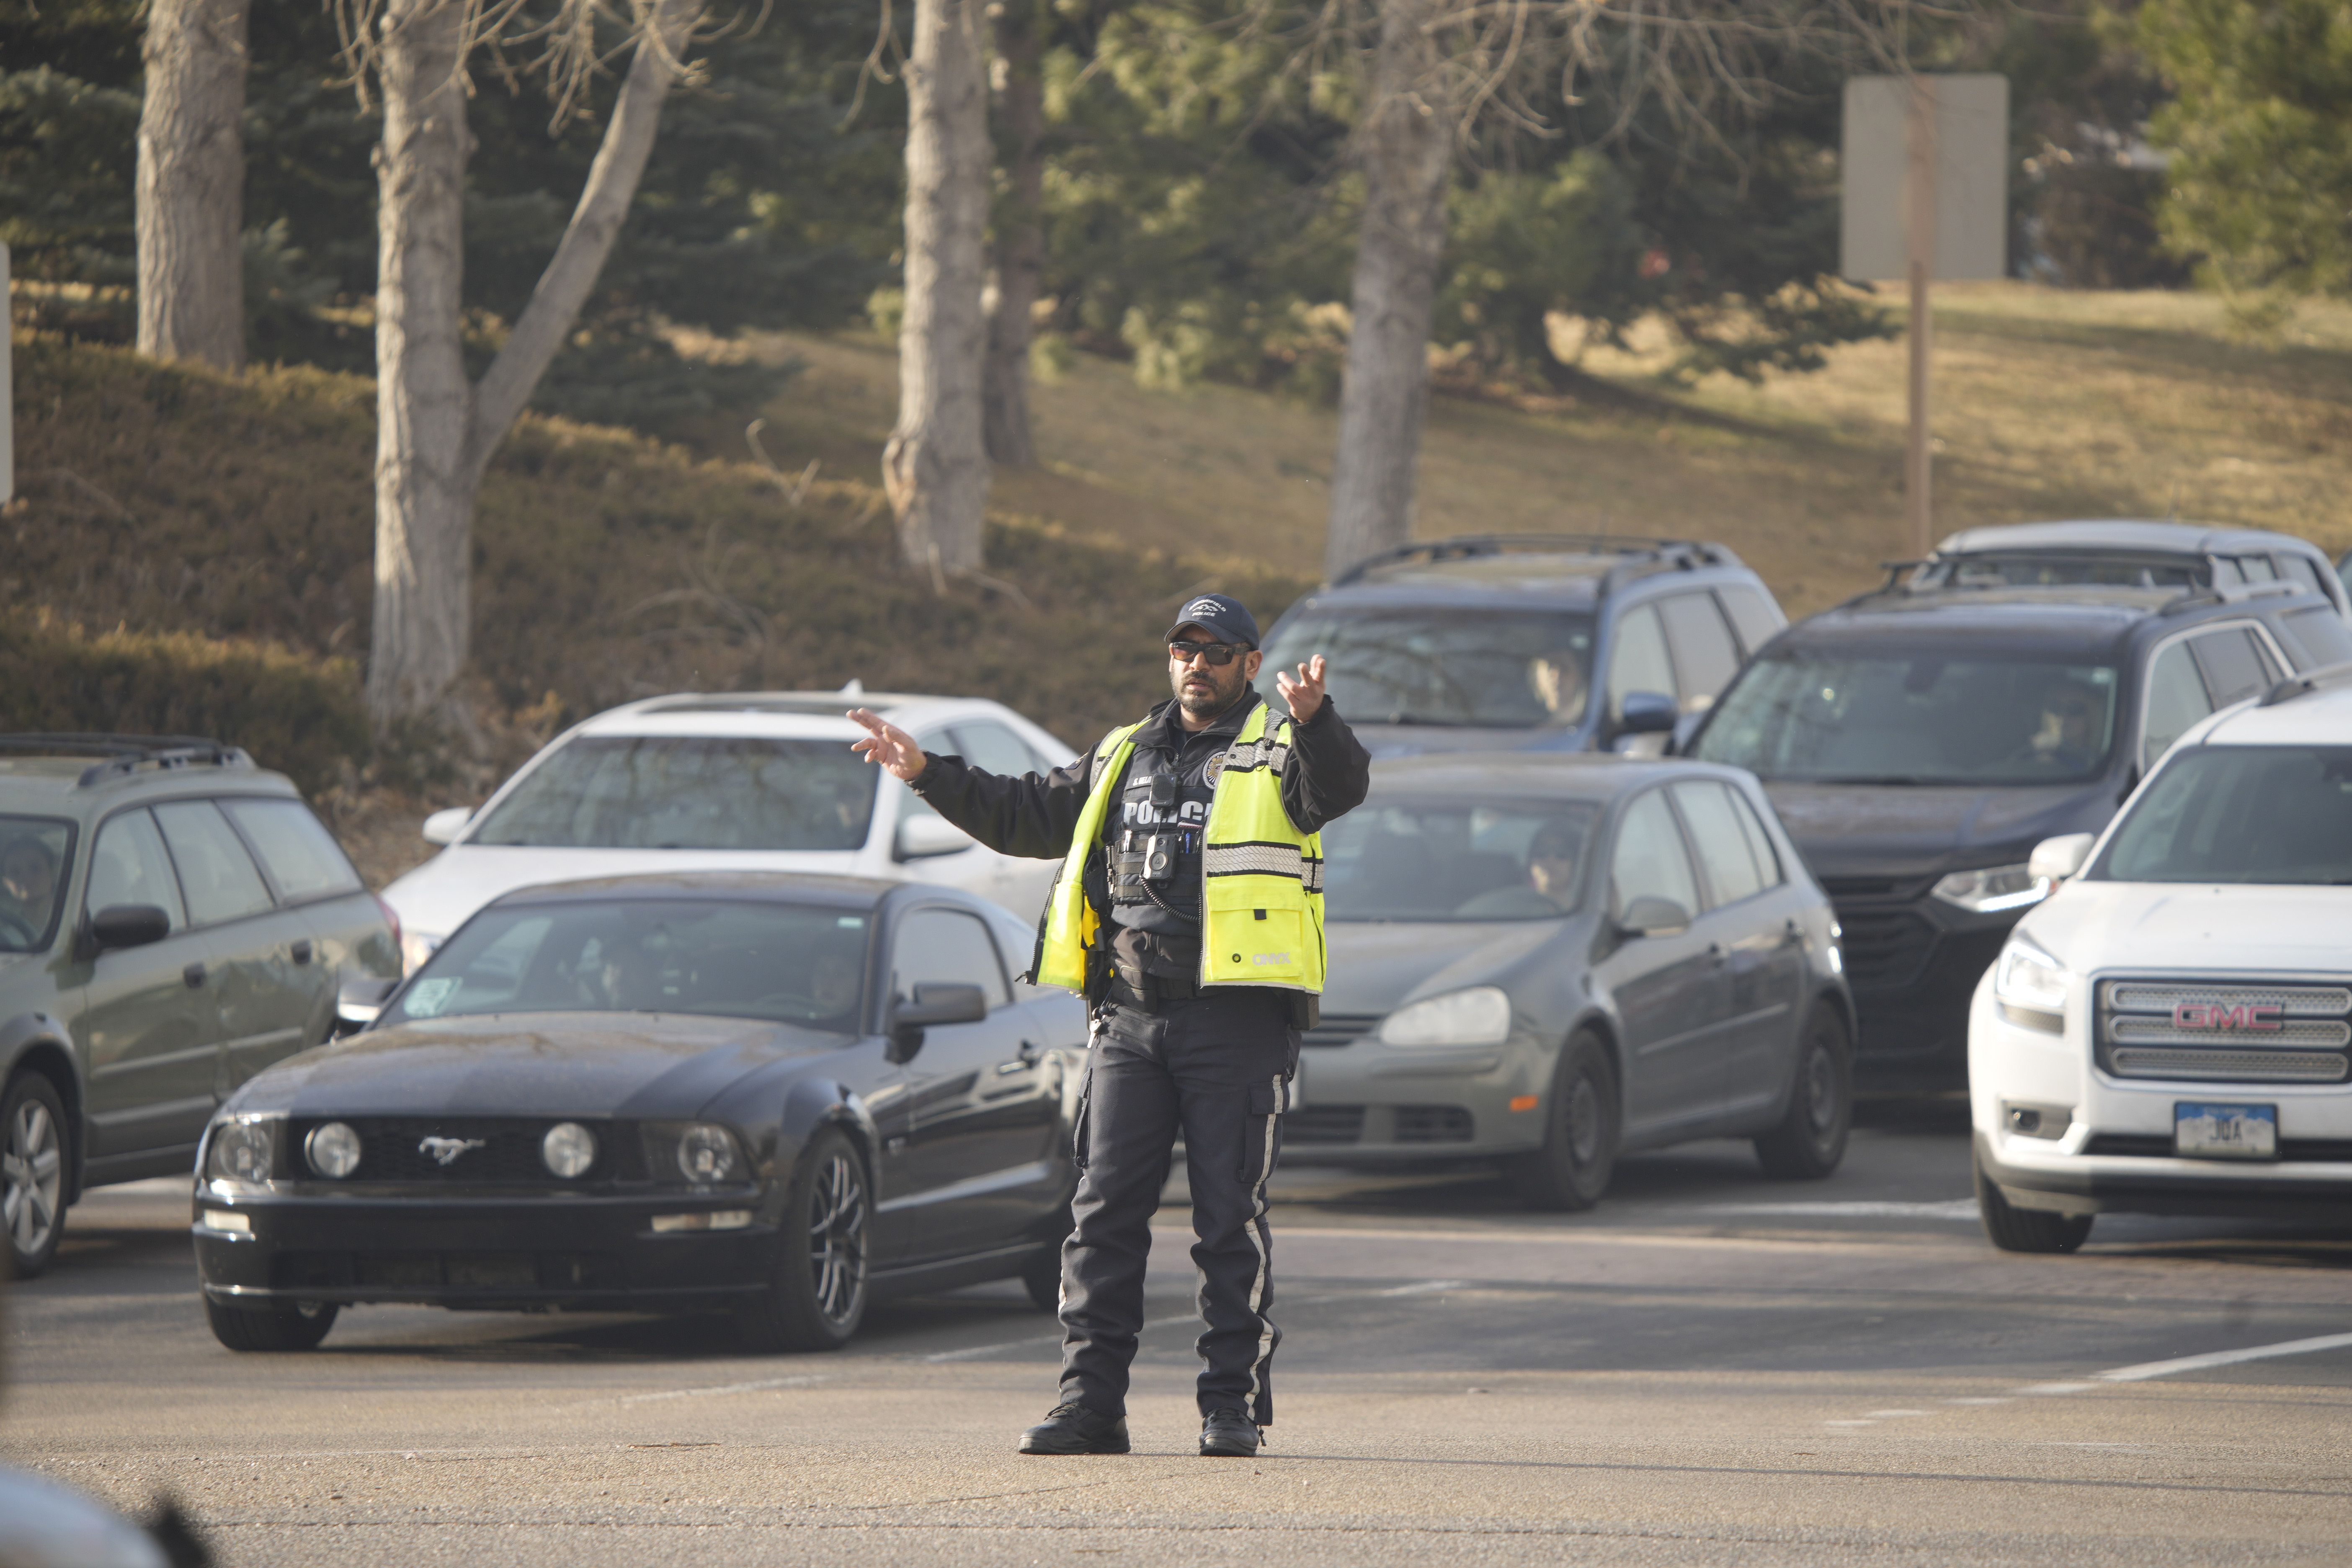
[1378,987,1513,1048]
[541,1122,598,1179]
[1931,864,2051,914]
[207,1118,277,1184]
[305,1122,362,1179]
[401,930,444,976]
[676,1124,744,1184]
[1993,934,2069,1016]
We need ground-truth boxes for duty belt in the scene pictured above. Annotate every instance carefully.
[1106,970,1199,1009]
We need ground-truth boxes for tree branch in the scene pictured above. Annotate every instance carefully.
[464,0,707,476]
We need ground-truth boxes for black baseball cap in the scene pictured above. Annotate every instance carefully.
[1166,592,1260,648]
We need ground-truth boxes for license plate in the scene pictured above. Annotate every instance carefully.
[2174,1102,2278,1160]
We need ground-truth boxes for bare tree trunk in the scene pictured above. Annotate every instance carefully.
[365,0,707,729]
[136,0,250,372]
[1323,0,1453,583]
[884,0,993,572]
[982,0,1045,469]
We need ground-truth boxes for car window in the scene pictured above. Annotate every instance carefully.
[2097,745,2352,884]
[2282,604,2352,666]
[1715,586,1782,658]
[891,907,1010,1010]
[1255,607,1595,729]
[1658,594,1742,713]
[84,810,185,933]
[1726,786,1785,887]
[2141,641,2215,772]
[2188,627,2275,709]
[1609,790,1701,922]
[1607,605,1677,720]
[1671,781,1769,908]
[0,815,77,953]
[2283,555,2333,600]
[153,801,275,925]
[221,798,363,902]
[949,722,1045,777]
[1320,801,1596,921]
[2235,554,2277,582]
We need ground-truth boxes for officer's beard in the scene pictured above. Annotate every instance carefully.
[1173,660,1248,722]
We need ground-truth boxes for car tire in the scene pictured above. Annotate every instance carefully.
[1974,1150,2093,1254]
[204,1296,338,1351]
[1507,1031,1619,1212]
[737,1126,870,1354]
[3,1070,69,1280]
[1020,1244,1064,1314]
[1752,1002,1853,1180]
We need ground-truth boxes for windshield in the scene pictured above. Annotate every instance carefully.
[2096,746,2352,884]
[471,736,876,851]
[1322,800,1596,921]
[386,898,872,1031]
[1256,609,1594,729]
[1917,554,2205,591]
[0,817,74,954]
[1695,650,2120,785]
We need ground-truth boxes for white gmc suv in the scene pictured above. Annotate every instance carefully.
[1970,665,2352,1251]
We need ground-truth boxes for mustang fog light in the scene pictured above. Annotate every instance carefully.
[305,1122,362,1179]
[197,1209,250,1234]
[650,1210,753,1233]
[1378,987,1512,1048]
[1931,863,2050,914]
[676,1124,743,1184]
[542,1122,598,1179]
[207,1119,276,1184]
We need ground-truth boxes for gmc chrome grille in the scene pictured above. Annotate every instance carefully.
[2097,978,2352,1084]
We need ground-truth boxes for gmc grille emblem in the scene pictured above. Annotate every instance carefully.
[2172,1002,2285,1032]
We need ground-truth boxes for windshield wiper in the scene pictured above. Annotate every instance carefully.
[1803,774,1942,787]
[1379,713,1480,727]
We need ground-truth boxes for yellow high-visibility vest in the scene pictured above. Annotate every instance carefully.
[1033,701,1326,994]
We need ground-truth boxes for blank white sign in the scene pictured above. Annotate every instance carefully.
[1841,74,2009,282]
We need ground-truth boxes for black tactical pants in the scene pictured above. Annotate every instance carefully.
[1056,988,1296,1425]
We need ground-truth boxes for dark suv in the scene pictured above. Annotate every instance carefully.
[0,735,399,1276]
[1253,535,1786,756]
[1687,576,2352,1091]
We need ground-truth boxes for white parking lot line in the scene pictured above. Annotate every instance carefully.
[2095,1331,2352,1383]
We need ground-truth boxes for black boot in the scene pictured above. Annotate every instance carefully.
[1019,1400,1131,1455]
[1199,1408,1260,1457]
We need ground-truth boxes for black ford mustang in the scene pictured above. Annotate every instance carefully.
[191,873,1086,1352]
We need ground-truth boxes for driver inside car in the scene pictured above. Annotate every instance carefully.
[2020,678,2107,772]
[1454,819,1584,918]
[0,836,59,938]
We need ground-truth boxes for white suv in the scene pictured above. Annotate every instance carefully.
[1970,666,2352,1251]
[381,691,1075,971]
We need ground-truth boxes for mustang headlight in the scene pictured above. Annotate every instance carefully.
[208,1117,279,1184]
[1378,987,1513,1048]
[1931,863,2050,914]
[676,1124,744,1184]
[305,1122,362,1179]
[542,1122,598,1179]
[1993,934,2070,1017]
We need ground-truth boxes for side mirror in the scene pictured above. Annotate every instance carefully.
[335,976,401,1037]
[90,904,170,954]
[1617,896,1691,937]
[2027,832,2096,884]
[421,807,474,846]
[1615,691,1679,737]
[885,982,989,1063]
[895,813,973,861]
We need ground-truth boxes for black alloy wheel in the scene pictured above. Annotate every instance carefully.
[204,1295,339,1351]
[1974,1150,2094,1254]
[1753,1002,1854,1180]
[1507,1031,1619,1212]
[3,1071,67,1279]
[738,1126,870,1353]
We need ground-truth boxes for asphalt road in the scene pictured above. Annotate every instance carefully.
[8,1103,2352,1567]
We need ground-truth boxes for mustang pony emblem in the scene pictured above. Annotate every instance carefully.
[418,1136,487,1166]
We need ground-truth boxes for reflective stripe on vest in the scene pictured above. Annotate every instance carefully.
[1032,704,1325,995]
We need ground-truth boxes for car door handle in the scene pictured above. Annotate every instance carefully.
[290,940,313,966]
[1706,944,1727,965]
[183,963,206,990]
[996,1040,1044,1075]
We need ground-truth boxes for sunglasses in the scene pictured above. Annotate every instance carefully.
[1169,639,1250,667]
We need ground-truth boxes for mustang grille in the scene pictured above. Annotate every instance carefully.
[292,1117,624,1184]
[2098,977,2352,1084]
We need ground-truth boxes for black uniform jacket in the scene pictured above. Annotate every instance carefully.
[908,693,1371,863]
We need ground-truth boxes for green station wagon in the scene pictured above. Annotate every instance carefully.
[0,735,399,1277]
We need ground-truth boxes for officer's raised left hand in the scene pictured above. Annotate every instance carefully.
[848,708,927,781]
[1277,655,1328,723]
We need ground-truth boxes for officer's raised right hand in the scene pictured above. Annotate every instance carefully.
[848,709,927,781]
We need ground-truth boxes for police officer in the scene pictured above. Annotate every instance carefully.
[848,593,1369,1458]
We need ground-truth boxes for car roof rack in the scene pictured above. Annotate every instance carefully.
[1332,533,1736,588]
[2259,660,2352,707]
[0,733,255,787]
[2156,578,2307,616]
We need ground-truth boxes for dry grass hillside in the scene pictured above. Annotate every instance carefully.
[9,281,2350,884]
